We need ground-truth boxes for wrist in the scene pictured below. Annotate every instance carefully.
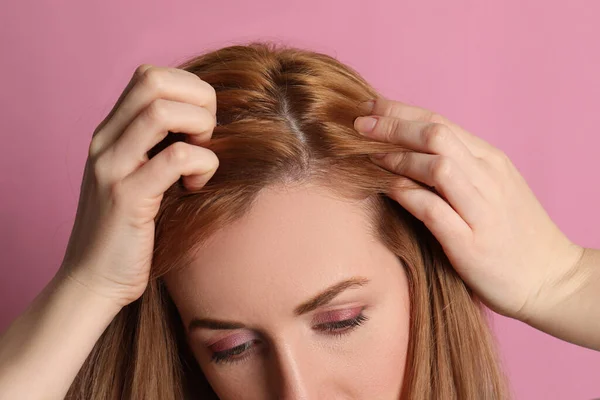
[516,245,600,350]
[0,268,125,398]
[518,242,587,325]
[53,267,125,318]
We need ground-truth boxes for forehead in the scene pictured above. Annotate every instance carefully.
[165,183,399,319]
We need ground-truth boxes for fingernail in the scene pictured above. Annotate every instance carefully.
[355,116,378,134]
[358,99,376,114]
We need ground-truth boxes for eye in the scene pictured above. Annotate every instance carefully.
[313,310,369,337]
[211,339,259,365]
[209,308,369,365]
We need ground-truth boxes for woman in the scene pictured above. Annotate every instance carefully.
[0,41,598,399]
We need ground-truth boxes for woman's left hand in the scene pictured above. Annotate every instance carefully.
[353,95,585,322]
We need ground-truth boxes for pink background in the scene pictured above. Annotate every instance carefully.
[1,1,599,398]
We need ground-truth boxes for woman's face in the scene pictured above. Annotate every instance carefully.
[164,183,410,399]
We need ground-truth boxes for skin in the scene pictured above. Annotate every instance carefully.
[164,183,410,400]
[353,97,598,350]
[0,64,598,399]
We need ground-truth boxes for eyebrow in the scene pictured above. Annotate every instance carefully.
[293,276,370,315]
[187,276,370,332]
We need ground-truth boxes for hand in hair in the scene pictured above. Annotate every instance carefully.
[0,64,220,398]
[60,64,220,308]
[353,96,600,351]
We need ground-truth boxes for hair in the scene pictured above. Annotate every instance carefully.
[66,40,510,399]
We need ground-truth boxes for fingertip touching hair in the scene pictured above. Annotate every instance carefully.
[67,40,510,400]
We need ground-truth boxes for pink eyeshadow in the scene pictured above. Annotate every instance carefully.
[313,306,363,325]
[208,331,257,353]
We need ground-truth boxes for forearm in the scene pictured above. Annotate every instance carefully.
[525,246,600,351]
[0,271,121,399]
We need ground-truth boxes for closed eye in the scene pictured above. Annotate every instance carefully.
[209,312,369,365]
[313,312,369,336]
[211,340,259,364]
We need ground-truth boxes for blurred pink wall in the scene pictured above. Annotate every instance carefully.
[0,1,598,398]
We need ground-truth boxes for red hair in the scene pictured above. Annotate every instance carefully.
[67,40,509,399]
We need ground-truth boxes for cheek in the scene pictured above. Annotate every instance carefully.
[350,271,411,395]
[348,304,410,397]
[189,342,270,400]
[373,308,410,390]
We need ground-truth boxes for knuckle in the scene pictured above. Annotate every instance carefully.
[139,66,167,93]
[422,202,443,225]
[427,112,448,125]
[134,63,153,78]
[144,98,170,124]
[380,100,397,117]
[88,134,103,159]
[422,123,450,150]
[165,141,190,164]
[430,156,453,181]
[390,152,408,172]
[382,117,402,142]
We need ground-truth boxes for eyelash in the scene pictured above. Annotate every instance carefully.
[210,312,369,365]
[313,312,369,336]
[211,340,257,365]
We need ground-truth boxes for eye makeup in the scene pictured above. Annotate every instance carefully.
[312,307,368,336]
[312,305,364,325]
[211,339,259,364]
[207,330,259,364]
[207,306,369,365]
[208,330,257,353]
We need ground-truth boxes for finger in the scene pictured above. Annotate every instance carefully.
[387,175,472,247]
[91,66,216,156]
[92,64,153,139]
[355,115,492,197]
[122,141,219,201]
[371,152,485,228]
[91,64,195,140]
[110,99,216,178]
[356,115,475,161]
[364,95,496,158]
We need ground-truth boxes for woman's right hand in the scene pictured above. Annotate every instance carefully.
[58,64,219,309]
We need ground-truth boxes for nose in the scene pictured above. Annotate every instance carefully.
[267,342,313,400]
